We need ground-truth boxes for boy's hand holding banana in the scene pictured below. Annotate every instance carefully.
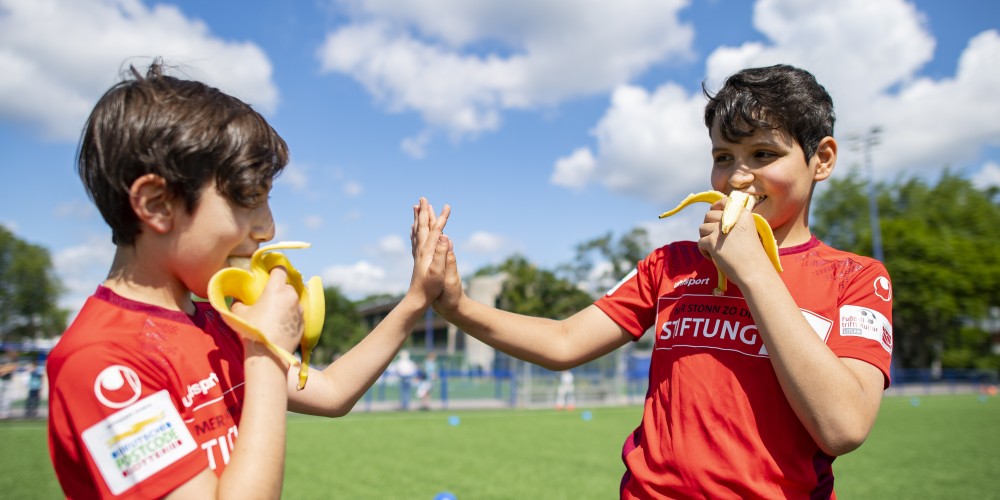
[659,190,782,295]
[207,241,325,390]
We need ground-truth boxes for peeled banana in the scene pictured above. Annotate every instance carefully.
[207,241,325,390]
[659,190,783,295]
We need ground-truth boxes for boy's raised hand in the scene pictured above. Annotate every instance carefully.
[408,197,451,307]
[230,266,305,359]
[699,198,775,289]
[433,221,463,318]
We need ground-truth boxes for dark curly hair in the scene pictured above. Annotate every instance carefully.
[78,60,288,245]
[704,64,835,161]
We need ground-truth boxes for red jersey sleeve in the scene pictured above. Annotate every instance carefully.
[595,245,678,339]
[49,341,208,499]
[828,259,894,387]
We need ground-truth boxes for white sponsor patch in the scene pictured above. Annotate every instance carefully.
[758,309,833,356]
[606,268,638,296]
[840,305,892,353]
[82,390,197,495]
[801,309,833,343]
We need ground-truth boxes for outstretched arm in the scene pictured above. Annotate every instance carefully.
[288,198,450,417]
[434,233,632,372]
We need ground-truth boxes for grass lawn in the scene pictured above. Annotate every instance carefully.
[2,394,997,498]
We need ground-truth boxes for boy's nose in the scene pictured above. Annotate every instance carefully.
[728,164,754,189]
[251,205,276,243]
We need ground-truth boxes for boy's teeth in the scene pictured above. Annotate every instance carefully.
[228,257,251,270]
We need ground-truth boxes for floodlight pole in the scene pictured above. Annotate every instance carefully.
[859,126,884,262]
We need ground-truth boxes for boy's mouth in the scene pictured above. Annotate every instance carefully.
[227,256,252,271]
[753,194,767,207]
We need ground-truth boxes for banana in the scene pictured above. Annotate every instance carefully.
[207,241,325,390]
[659,190,782,295]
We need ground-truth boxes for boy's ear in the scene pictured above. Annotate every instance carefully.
[129,173,174,234]
[812,136,837,182]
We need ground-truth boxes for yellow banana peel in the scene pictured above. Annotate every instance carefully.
[659,190,783,295]
[207,241,325,390]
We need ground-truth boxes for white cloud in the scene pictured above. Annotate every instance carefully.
[463,231,505,255]
[342,181,364,197]
[551,147,597,189]
[374,234,409,256]
[972,161,1000,190]
[304,215,324,230]
[401,130,432,159]
[52,199,98,221]
[559,0,1000,202]
[279,162,310,192]
[0,0,279,142]
[53,237,116,319]
[553,82,709,204]
[317,0,694,138]
[322,260,408,297]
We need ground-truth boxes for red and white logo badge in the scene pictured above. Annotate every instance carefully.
[94,365,142,409]
[874,276,892,302]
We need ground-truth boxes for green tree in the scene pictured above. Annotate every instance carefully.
[813,169,1000,369]
[563,228,652,297]
[475,255,594,320]
[0,227,67,341]
[312,286,367,363]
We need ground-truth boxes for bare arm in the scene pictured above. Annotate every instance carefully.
[434,241,632,371]
[704,206,884,456]
[288,198,450,417]
[168,267,304,499]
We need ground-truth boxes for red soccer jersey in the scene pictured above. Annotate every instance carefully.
[47,286,246,499]
[595,237,892,499]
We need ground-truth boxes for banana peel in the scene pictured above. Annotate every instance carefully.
[207,241,325,390]
[659,190,782,295]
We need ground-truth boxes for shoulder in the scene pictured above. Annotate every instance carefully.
[785,237,887,274]
[642,240,702,268]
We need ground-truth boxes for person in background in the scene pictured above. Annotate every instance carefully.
[25,357,44,418]
[416,352,438,410]
[0,348,18,420]
[555,370,576,411]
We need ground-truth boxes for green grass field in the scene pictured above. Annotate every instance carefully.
[2,394,997,499]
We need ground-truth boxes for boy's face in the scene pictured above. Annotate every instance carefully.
[709,121,829,246]
[166,179,275,298]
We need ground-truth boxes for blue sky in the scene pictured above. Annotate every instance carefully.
[1,0,998,319]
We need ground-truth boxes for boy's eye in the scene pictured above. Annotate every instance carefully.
[754,150,777,159]
[713,154,733,163]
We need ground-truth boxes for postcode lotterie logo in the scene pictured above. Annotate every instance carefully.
[95,365,142,409]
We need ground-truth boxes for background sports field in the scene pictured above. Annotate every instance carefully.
[2,394,997,499]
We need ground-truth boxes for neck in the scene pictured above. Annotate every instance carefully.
[104,246,195,314]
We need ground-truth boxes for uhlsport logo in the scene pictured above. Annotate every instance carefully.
[874,276,892,302]
[95,365,142,409]
[182,372,220,408]
[673,276,710,288]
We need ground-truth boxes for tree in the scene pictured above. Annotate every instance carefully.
[813,169,1000,369]
[475,255,594,320]
[563,228,652,297]
[312,285,367,364]
[0,227,67,341]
